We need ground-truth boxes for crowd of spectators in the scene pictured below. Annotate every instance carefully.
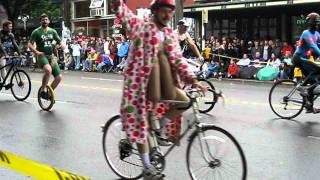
[14,33,317,82]
[198,35,306,81]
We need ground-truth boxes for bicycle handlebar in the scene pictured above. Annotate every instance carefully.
[3,55,22,59]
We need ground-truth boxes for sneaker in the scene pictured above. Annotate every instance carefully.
[143,166,164,180]
[40,91,51,100]
[156,135,173,147]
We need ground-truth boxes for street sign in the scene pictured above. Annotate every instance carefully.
[202,9,208,24]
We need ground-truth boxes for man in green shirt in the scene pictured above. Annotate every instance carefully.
[28,13,65,99]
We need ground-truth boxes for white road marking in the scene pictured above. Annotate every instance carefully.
[307,136,320,140]
[81,77,123,82]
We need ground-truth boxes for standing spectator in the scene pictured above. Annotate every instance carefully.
[71,41,82,70]
[251,40,262,60]
[116,36,129,67]
[104,37,111,55]
[202,43,212,62]
[96,38,105,54]
[272,40,282,59]
[225,43,237,59]
[262,40,272,61]
[64,39,73,70]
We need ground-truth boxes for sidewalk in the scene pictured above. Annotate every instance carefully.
[20,67,276,85]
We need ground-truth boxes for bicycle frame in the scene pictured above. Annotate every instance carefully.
[148,90,215,164]
[0,57,20,87]
[285,73,320,105]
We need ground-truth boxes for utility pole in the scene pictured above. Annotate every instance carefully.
[174,0,184,27]
[63,0,71,28]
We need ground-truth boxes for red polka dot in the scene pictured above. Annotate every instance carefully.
[150,37,158,45]
[142,66,150,73]
[131,138,136,143]
[168,45,174,52]
[133,131,140,137]
[135,77,141,82]
[132,100,138,105]
[156,107,164,114]
[140,121,145,126]
[137,109,143,114]
[131,84,138,89]
[181,64,188,69]
[171,130,177,136]
[128,95,133,100]
[128,118,135,123]
[136,51,143,57]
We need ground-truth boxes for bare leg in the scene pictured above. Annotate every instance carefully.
[51,74,62,90]
[42,64,52,90]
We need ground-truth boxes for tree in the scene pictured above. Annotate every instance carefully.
[1,0,61,21]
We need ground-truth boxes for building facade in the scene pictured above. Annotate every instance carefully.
[70,0,157,37]
[184,0,320,43]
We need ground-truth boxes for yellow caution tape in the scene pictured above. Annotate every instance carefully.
[0,149,91,180]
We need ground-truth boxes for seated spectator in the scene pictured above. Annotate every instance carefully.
[252,51,265,68]
[83,50,98,71]
[228,59,240,78]
[96,55,113,72]
[257,53,281,81]
[94,54,104,71]
[279,51,293,79]
[237,53,251,67]
[281,41,294,58]
[214,60,228,79]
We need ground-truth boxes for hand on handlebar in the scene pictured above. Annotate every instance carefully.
[191,81,208,92]
[198,56,204,63]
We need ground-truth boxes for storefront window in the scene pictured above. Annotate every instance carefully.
[75,1,91,18]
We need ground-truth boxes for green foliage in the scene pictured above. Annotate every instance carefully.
[2,0,61,21]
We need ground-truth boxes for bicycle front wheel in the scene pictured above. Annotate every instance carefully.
[102,115,143,179]
[184,79,218,113]
[186,125,247,180]
[10,70,31,101]
[269,80,304,119]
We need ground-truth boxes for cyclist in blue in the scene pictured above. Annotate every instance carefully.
[293,12,320,113]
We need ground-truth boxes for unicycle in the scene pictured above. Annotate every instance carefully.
[37,85,55,111]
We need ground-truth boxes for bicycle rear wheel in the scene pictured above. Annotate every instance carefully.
[10,70,31,101]
[102,115,143,179]
[186,125,247,180]
[269,80,304,119]
[38,85,55,111]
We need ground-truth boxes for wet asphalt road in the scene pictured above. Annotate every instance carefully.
[1,69,320,180]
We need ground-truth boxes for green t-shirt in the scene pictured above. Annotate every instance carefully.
[30,27,61,55]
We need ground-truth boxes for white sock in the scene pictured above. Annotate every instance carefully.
[160,116,170,129]
[141,153,151,169]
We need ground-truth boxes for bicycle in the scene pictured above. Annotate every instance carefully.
[102,89,247,180]
[269,72,320,119]
[183,78,219,113]
[0,56,31,101]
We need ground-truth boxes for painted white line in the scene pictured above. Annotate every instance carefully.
[307,136,320,140]
[81,77,123,82]
[0,93,69,104]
